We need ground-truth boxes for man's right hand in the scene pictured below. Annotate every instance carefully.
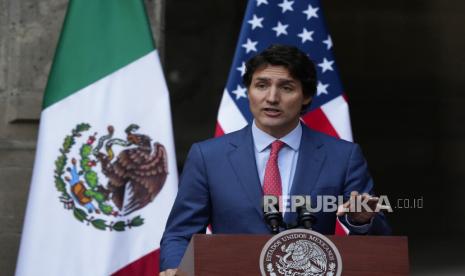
[159,269,178,276]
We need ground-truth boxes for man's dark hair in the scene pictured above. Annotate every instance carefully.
[243,44,317,104]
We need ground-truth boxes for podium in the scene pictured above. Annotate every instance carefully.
[177,234,409,275]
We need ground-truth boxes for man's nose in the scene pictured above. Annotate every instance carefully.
[266,86,279,103]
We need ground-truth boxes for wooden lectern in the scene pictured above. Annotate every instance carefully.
[177,234,409,275]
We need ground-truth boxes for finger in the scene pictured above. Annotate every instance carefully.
[337,200,352,216]
[355,193,376,212]
[336,203,347,216]
[337,195,353,216]
[359,193,372,211]
[367,196,379,211]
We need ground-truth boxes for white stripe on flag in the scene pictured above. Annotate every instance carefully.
[320,96,353,142]
[217,90,248,133]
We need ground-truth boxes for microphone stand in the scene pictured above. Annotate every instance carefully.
[263,200,285,234]
[297,206,316,230]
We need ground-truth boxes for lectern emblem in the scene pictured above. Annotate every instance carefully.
[259,229,342,276]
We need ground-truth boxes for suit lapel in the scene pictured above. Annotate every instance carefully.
[285,126,326,222]
[227,126,264,218]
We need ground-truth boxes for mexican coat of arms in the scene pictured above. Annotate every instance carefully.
[54,123,168,231]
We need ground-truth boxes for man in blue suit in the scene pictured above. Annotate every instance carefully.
[159,45,390,275]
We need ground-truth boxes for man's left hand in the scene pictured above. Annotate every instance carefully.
[336,191,379,225]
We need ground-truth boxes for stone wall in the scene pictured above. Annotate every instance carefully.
[0,1,65,274]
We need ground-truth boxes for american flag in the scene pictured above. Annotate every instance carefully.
[215,0,352,235]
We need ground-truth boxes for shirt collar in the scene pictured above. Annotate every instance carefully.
[251,120,302,152]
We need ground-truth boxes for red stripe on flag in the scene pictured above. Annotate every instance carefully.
[334,219,349,236]
[111,249,160,276]
[301,108,340,139]
[214,122,225,137]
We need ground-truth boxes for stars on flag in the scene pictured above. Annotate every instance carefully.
[237,62,246,76]
[242,38,258,53]
[297,28,314,43]
[232,85,247,100]
[323,35,333,50]
[318,58,334,73]
[272,21,288,37]
[248,15,264,30]
[226,0,344,107]
[256,0,268,7]
[303,4,319,20]
[317,81,329,96]
[278,0,294,13]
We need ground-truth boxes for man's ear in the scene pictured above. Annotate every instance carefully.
[301,96,312,114]
[303,96,312,105]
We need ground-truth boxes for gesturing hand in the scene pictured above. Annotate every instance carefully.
[336,191,379,225]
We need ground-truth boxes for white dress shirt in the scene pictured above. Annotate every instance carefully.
[252,120,301,212]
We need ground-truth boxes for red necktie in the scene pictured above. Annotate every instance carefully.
[263,140,285,196]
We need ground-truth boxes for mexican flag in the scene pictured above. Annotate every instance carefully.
[15,1,177,275]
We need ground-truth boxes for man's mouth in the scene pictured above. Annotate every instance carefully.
[263,107,282,117]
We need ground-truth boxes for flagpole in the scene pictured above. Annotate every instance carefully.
[154,0,166,64]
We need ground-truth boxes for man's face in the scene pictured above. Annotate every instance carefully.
[248,65,311,138]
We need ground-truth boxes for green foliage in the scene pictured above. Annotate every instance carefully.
[84,189,106,204]
[54,155,66,175]
[73,208,87,222]
[83,189,92,197]
[91,219,107,230]
[55,177,66,192]
[98,203,113,215]
[62,136,74,153]
[84,171,98,188]
[75,123,91,133]
[93,192,105,202]
[131,216,144,227]
[112,221,126,232]
[80,144,92,157]
[80,158,91,172]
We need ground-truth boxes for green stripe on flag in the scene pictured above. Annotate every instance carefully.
[43,0,155,109]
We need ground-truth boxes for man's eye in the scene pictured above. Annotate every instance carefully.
[282,86,293,92]
[255,83,267,89]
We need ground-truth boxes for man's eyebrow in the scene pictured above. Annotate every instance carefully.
[274,79,298,87]
[253,77,296,83]
[278,79,296,84]
[253,77,271,81]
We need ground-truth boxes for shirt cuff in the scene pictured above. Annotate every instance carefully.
[339,214,373,234]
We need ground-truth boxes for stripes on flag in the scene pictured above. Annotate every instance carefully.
[216,90,248,136]
[302,95,353,142]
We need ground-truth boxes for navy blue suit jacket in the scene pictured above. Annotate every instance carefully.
[160,125,390,270]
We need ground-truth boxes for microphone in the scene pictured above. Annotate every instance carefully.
[297,206,316,230]
[263,196,284,234]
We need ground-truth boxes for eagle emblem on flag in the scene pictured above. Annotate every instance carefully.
[54,123,168,231]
